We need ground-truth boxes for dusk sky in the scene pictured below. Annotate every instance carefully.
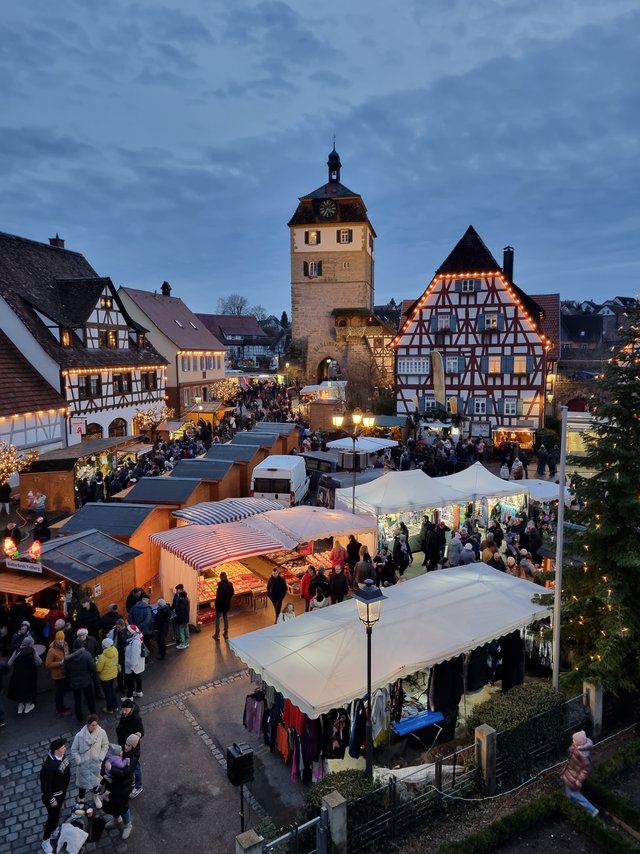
[2,0,639,316]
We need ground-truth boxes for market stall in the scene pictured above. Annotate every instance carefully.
[173,497,283,526]
[204,443,265,495]
[150,507,378,624]
[169,458,240,501]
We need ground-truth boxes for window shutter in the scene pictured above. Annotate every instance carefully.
[317,261,323,275]
[497,313,506,331]
[487,397,494,415]
[496,399,504,415]
[480,356,489,374]
[516,399,524,416]
[348,229,353,242]
[527,355,534,373]
[449,314,458,331]
[474,279,482,292]
[457,356,465,374]
[502,355,514,373]
[454,281,462,293]
[478,314,486,332]
[303,261,309,277]
[466,397,475,414]
[429,315,438,333]
[304,231,309,245]
[336,230,341,242]
[456,396,464,414]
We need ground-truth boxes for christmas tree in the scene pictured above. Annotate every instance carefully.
[562,319,640,692]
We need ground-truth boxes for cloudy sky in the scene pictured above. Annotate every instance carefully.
[2,0,639,315]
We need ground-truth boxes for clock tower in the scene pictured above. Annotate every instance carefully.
[289,147,377,382]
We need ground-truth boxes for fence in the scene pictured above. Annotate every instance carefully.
[494,695,588,790]
[346,743,478,853]
[264,805,330,854]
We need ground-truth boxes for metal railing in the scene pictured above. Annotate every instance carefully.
[265,805,329,854]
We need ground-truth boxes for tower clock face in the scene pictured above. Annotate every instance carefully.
[319,200,337,218]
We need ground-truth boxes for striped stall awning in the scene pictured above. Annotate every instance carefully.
[150,521,297,571]
[173,498,283,526]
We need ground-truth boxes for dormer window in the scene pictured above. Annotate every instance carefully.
[101,296,113,309]
[455,278,481,293]
[137,333,145,348]
[98,329,118,348]
[61,329,71,347]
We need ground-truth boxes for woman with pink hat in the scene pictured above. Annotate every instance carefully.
[561,730,598,816]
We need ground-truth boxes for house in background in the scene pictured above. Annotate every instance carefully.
[0,232,167,444]
[197,314,273,370]
[119,282,226,417]
[393,226,559,448]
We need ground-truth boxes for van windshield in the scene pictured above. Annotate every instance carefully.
[253,478,291,494]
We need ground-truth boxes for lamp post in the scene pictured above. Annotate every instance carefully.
[331,408,375,514]
[352,578,386,778]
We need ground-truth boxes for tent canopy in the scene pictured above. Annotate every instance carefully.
[335,468,467,516]
[526,479,565,502]
[435,461,525,501]
[230,565,551,718]
[173,498,284,525]
[250,506,377,544]
[326,436,398,453]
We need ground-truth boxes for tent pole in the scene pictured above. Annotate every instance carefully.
[552,405,568,691]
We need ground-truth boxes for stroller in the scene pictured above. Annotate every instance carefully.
[56,805,107,853]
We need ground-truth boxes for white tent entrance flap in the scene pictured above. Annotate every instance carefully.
[229,564,551,719]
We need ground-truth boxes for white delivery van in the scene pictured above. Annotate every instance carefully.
[250,455,310,507]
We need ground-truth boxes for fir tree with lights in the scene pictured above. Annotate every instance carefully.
[0,442,38,486]
[562,319,640,693]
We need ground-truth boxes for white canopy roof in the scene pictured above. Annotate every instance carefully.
[435,461,526,501]
[525,479,565,502]
[250,506,377,544]
[326,436,398,453]
[335,468,467,516]
[230,564,551,718]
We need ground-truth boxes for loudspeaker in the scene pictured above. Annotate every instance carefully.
[226,742,254,786]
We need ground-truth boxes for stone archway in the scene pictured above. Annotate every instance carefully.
[317,358,342,383]
[306,339,347,383]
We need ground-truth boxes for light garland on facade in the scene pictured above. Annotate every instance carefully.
[0,407,68,421]
[0,441,39,485]
[62,365,166,376]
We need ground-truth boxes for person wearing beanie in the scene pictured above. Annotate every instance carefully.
[74,597,101,641]
[96,638,119,714]
[127,593,154,651]
[10,620,37,652]
[561,730,598,816]
[459,542,476,565]
[45,630,71,717]
[102,736,135,839]
[123,625,145,699]
[116,701,144,800]
[39,737,70,853]
[153,597,171,659]
[446,531,464,567]
[7,633,42,714]
[62,638,97,724]
[100,603,122,637]
[75,626,100,659]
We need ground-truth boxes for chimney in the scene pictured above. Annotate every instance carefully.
[49,233,65,249]
[160,281,172,297]
[502,246,514,282]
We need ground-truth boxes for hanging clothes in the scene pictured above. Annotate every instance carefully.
[499,631,525,693]
[371,687,390,747]
[276,722,290,762]
[322,708,350,759]
[348,698,368,759]
[243,692,266,735]
[465,644,493,692]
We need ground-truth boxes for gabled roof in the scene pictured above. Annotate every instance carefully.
[436,226,502,275]
[530,294,561,361]
[58,502,160,537]
[0,232,166,370]
[561,315,603,343]
[197,313,269,341]
[36,529,141,583]
[230,432,279,449]
[120,287,226,350]
[204,444,262,462]
[170,459,234,481]
[123,476,202,504]
[0,329,66,418]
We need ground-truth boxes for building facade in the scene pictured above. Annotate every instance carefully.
[119,283,226,416]
[196,314,273,370]
[0,232,167,445]
[289,148,393,388]
[394,227,559,444]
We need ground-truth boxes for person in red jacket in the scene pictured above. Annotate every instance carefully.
[299,566,316,613]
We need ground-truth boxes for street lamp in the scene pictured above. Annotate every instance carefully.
[331,409,375,513]
[352,578,386,778]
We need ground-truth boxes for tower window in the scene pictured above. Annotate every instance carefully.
[305,230,321,245]
[338,229,353,244]
[304,261,322,278]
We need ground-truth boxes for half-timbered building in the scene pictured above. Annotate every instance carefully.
[119,283,226,416]
[393,226,559,444]
[0,232,167,445]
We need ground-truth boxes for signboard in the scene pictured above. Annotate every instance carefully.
[6,559,43,574]
[94,583,102,598]
[70,417,87,436]
[470,421,492,438]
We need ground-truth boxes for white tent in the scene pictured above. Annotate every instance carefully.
[250,506,377,549]
[435,461,525,501]
[525,479,565,502]
[334,468,466,516]
[326,436,398,453]
[230,564,551,719]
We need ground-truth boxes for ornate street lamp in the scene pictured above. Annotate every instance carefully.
[331,409,375,513]
[352,578,386,778]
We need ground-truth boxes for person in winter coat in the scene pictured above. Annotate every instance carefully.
[96,638,119,714]
[328,566,349,604]
[278,602,296,622]
[3,520,22,550]
[70,714,109,803]
[309,567,330,599]
[7,635,41,714]
[33,515,51,543]
[102,744,135,839]
[74,597,101,640]
[267,568,287,623]
[106,618,128,693]
[459,543,476,565]
[127,593,154,648]
[123,625,145,698]
[63,639,97,723]
[153,598,171,659]
[446,532,464,566]
[40,737,71,853]
[310,589,329,610]
[10,620,37,651]
[561,730,598,816]
[174,590,191,649]
[329,540,348,569]
[213,571,235,640]
[0,480,11,515]
[45,631,71,717]
[116,699,144,799]
[299,566,316,612]
[393,534,412,576]
[345,535,361,571]
[100,603,122,637]
[525,522,543,562]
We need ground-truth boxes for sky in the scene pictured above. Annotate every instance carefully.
[1,0,639,316]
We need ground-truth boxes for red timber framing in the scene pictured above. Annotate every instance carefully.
[392,233,555,436]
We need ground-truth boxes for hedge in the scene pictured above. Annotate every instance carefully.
[466,682,564,733]
[303,769,382,820]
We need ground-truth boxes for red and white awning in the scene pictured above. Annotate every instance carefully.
[173,498,283,526]
[150,521,296,571]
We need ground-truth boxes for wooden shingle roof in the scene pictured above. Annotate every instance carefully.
[0,329,66,418]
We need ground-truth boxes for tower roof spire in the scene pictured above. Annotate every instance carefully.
[327,142,341,184]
